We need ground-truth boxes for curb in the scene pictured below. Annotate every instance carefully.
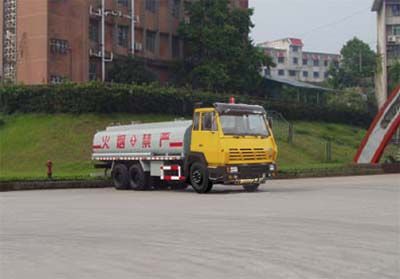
[0,179,112,192]
[276,165,387,180]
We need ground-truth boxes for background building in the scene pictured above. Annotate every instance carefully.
[259,38,340,83]
[1,0,248,85]
[372,0,400,108]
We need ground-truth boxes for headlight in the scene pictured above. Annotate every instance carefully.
[269,164,276,171]
[228,166,239,173]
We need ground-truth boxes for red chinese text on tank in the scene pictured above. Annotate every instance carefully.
[116,135,126,149]
[130,135,137,147]
[101,136,111,149]
[142,134,152,148]
[159,132,170,147]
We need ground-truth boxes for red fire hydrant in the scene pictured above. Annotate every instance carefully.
[46,160,53,179]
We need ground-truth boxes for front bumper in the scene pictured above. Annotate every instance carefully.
[208,163,277,185]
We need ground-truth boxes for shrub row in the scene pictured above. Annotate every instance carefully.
[0,82,373,127]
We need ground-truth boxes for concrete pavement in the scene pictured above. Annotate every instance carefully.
[1,175,399,278]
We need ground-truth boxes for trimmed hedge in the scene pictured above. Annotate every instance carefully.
[265,101,373,128]
[0,82,373,127]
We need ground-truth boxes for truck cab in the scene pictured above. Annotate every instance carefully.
[185,102,277,193]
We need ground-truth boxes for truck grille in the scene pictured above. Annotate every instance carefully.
[228,148,269,162]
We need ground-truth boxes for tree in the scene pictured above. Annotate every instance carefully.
[107,56,156,84]
[176,0,267,93]
[388,59,400,92]
[328,37,376,89]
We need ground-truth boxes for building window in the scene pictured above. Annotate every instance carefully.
[390,4,400,16]
[50,75,65,84]
[89,21,99,43]
[289,70,296,77]
[89,62,97,81]
[324,60,329,67]
[387,45,400,59]
[278,69,285,76]
[313,59,320,66]
[172,0,181,17]
[392,25,400,35]
[278,57,285,63]
[302,59,308,65]
[292,46,299,52]
[172,36,180,58]
[50,39,69,54]
[303,71,308,77]
[324,72,329,79]
[293,57,298,65]
[146,0,157,13]
[117,0,129,7]
[117,25,129,47]
[313,72,320,78]
[146,31,156,52]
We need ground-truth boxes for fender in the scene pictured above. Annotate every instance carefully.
[183,152,208,178]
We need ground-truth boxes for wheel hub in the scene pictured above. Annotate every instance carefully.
[192,170,202,184]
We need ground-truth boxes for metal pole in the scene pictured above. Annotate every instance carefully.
[131,0,135,55]
[325,139,332,162]
[288,123,293,144]
[101,0,105,81]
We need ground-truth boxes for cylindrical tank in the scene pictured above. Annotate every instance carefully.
[92,120,192,158]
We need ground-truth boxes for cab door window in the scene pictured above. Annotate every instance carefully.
[193,112,200,130]
[201,112,217,131]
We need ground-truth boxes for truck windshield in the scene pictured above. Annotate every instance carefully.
[219,114,270,137]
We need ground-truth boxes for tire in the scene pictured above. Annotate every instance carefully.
[190,162,213,194]
[128,164,149,191]
[112,163,130,190]
[243,184,260,192]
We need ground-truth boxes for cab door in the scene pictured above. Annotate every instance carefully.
[190,109,221,166]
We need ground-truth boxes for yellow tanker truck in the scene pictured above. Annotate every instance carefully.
[92,101,278,193]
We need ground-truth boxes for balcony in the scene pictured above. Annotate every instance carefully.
[387,35,400,44]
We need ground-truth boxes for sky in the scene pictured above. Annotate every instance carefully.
[249,0,376,54]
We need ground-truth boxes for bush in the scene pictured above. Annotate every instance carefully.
[0,82,373,127]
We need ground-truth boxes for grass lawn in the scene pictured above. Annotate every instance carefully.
[0,114,367,180]
[274,121,366,170]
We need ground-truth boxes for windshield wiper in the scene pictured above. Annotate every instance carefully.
[245,133,269,138]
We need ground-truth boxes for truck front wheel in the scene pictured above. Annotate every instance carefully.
[128,164,149,191]
[112,163,130,190]
[190,162,213,194]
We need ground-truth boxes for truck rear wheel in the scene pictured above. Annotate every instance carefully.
[190,162,213,194]
[113,163,130,190]
[243,184,260,192]
[128,164,149,191]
